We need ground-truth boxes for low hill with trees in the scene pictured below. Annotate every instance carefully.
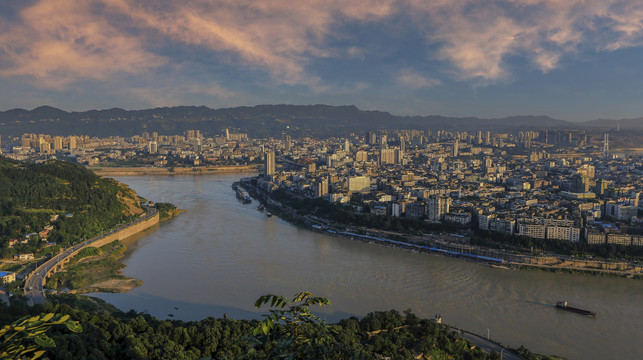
[0,156,144,259]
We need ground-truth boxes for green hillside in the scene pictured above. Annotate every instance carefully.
[0,156,144,259]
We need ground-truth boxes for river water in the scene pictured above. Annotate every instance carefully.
[94,174,643,360]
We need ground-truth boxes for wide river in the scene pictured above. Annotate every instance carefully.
[94,174,643,360]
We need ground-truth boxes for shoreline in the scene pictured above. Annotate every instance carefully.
[45,211,181,295]
[239,180,643,280]
[90,165,260,177]
[75,208,183,293]
[25,206,163,304]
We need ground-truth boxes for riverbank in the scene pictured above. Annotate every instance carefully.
[50,207,184,294]
[90,165,260,177]
[25,206,161,305]
[47,240,142,294]
[240,179,643,280]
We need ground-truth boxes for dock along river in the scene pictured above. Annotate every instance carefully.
[94,174,643,360]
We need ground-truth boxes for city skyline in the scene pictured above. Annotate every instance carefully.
[2,1,643,121]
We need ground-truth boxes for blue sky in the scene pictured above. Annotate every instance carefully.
[1,0,643,121]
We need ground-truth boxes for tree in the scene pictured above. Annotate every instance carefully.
[0,313,82,359]
[238,291,362,359]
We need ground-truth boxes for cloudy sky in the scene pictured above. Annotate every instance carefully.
[1,0,643,121]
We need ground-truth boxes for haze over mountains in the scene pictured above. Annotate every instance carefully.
[0,105,640,138]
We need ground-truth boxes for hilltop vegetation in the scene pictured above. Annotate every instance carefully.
[0,293,545,360]
[0,156,143,259]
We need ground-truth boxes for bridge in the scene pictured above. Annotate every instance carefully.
[24,208,158,305]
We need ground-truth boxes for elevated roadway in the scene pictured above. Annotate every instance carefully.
[24,208,157,305]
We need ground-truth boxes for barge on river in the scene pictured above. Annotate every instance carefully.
[235,188,252,204]
[555,301,596,317]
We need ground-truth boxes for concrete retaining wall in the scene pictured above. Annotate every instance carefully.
[91,213,159,248]
[41,211,159,281]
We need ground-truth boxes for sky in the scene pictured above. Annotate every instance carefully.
[1,0,643,121]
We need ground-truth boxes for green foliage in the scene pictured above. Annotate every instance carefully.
[0,313,82,360]
[239,292,340,359]
[155,202,178,221]
[0,293,528,360]
[0,156,142,254]
[269,189,450,236]
[73,247,100,261]
[46,241,128,290]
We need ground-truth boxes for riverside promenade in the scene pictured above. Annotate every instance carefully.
[24,208,159,305]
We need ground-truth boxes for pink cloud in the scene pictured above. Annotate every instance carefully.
[2,0,643,90]
[408,0,643,81]
[0,0,165,87]
[101,0,396,86]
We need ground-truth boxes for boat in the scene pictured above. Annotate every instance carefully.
[555,301,596,317]
[490,264,510,269]
[266,212,272,217]
[235,188,252,204]
[257,204,265,211]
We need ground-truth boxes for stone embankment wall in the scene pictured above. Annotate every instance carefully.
[522,256,643,272]
[42,211,159,280]
[90,213,159,248]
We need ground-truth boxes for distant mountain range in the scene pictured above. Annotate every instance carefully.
[0,104,641,138]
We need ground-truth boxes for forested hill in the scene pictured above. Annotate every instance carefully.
[0,294,544,360]
[0,104,581,138]
[0,156,143,258]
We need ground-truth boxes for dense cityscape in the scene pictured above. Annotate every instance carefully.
[2,126,642,256]
[4,1,643,358]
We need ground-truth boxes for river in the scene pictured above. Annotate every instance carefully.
[93,174,643,360]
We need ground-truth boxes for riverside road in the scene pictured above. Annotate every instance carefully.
[24,208,157,306]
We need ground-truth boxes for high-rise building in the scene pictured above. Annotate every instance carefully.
[368,131,377,145]
[355,150,368,162]
[39,138,51,154]
[348,176,371,193]
[284,134,291,152]
[53,136,63,151]
[394,149,402,164]
[264,150,275,176]
[344,139,350,152]
[148,141,158,154]
[21,136,31,149]
[380,134,388,148]
[603,133,609,157]
[315,177,329,198]
[68,136,77,150]
[427,196,450,222]
[380,148,395,164]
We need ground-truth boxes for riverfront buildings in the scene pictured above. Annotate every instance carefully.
[3,127,642,247]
